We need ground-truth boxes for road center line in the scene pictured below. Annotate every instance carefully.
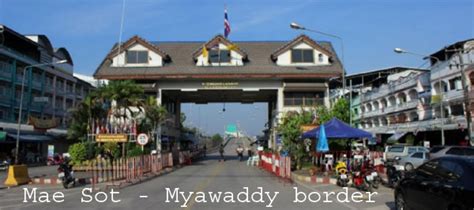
[181,161,224,210]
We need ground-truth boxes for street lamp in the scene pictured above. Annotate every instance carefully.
[394,48,446,145]
[14,60,67,165]
[290,22,346,90]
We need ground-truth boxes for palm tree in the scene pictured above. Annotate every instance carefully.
[141,96,168,149]
[104,80,144,119]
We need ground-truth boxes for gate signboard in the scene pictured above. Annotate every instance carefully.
[96,134,128,142]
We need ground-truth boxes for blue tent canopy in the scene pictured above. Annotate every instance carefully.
[302,118,372,139]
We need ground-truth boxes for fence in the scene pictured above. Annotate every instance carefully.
[84,153,173,184]
[259,152,291,179]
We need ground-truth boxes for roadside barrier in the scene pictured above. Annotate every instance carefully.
[86,152,173,185]
[178,149,206,165]
[259,152,291,179]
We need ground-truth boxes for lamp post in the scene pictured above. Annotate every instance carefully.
[14,60,67,165]
[290,22,346,90]
[394,48,445,145]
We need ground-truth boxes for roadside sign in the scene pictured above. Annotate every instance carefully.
[96,134,128,142]
[137,133,149,146]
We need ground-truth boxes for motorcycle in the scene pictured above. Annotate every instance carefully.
[0,159,9,171]
[335,161,349,187]
[47,153,64,166]
[57,161,75,189]
[352,162,375,192]
[365,161,381,189]
[384,157,405,187]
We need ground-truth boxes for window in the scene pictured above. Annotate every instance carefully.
[318,54,324,62]
[430,146,445,153]
[438,160,463,180]
[449,77,462,90]
[126,50,148,64]
[284,92,324,106]
[291,49,314,63]
[408,147,417,154]
[446,148,464,155]
[388,146,404,153]
[450,104,464,116]
[411,152,423,159]
[209,50,231,63]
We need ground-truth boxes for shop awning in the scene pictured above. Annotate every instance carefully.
[7,133,54,142]
[387,132,407,143]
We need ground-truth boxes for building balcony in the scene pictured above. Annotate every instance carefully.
[360,101,418,118]
[0,94,11,106]
[362,109,382,118]
[32,80,42,90]
[56,88,65,95]
[30,104,42,112]
[391,78,417,93]
[384,100,418,113]
[364,116,467,134]
[443,89,464,102]
[0,69,12,81]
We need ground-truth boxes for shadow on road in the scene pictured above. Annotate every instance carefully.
[385,201,395,210]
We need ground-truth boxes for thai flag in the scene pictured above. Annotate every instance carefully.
[224,8,231,38]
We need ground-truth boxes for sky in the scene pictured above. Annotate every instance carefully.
[0,0,473,136]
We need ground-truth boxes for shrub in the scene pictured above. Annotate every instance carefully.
[68,143,87,165]
[103,142,121,159]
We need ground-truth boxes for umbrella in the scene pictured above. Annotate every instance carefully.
[316,125,329,152]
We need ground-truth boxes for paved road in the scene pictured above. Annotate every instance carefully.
[0,141,395,210]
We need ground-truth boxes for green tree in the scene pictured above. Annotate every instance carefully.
[211,133,223,146]
[315,98,351,124]
[278,110,314,170]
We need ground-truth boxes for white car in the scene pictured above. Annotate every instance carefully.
[396,152,430,171]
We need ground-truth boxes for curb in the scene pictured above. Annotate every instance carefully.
[290,172,338,185]
[28,167,176,186]
[30,177,95,185]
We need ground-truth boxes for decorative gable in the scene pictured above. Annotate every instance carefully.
[271,35,333,66]
[193,35,248,66]
[107,35,170,67]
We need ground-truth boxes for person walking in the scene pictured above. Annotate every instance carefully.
[219,144,225,162]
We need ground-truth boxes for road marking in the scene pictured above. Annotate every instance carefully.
[139,195,148,198]
[181,161,224,210]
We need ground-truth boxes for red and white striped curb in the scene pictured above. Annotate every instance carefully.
[30,177,96,185]
[291,173,338,185]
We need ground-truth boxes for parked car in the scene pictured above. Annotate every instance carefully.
[384,145,429,160]
[430,146,474,159]
[396,151,429,171]
[394,156,474,210]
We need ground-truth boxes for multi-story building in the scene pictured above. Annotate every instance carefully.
[427,38,474,145]
[357,69,431,141]
[328,67,426,129]
[0,25,94,162]
[336,39,474,146]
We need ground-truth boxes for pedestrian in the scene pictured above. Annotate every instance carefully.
[219,144,225,162]
[247,147,252,159]
[203,144,207,157]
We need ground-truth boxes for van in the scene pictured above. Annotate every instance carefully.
[383,145,429,160]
